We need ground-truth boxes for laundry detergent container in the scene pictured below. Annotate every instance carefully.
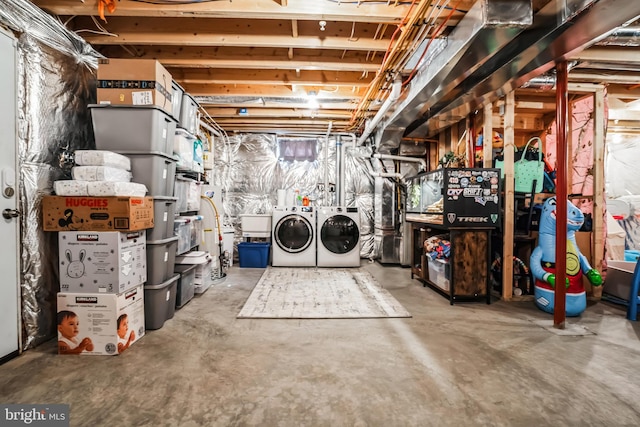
[90,104,177,156]
[144,273,179,330]
[146,235,179,285]
[147,196,177,241]
[174,263,197,308]
[120,151,177,197]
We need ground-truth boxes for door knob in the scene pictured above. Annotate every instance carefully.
[2,208,19,219]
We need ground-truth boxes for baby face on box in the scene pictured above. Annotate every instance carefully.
[57,310,94,355]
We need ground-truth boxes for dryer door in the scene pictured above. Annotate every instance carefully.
[274,214,314,253]
[320,215,359,254]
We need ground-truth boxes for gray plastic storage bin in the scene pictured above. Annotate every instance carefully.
[179,92,199,134]
[147,196,177,241]
[90,104,177,156]
[120,151,176,197]
[144,273,179,330]
[174,218,191,255]
[174,263,196,308]
[174,215,203,254]
[171,80,184,122]
[146,235,178,285]
[173,176,194,213]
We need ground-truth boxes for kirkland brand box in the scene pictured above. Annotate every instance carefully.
[57,285,145,356]
[96,58,173,115]
[59,231,147,294]
[42,196,154,231]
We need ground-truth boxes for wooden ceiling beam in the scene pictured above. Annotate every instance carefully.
[82,32,391,51]
[166,58,378,72]
[71,16,389,38]
[204,107,352,119]
[224,126,352,133]
[34,0,418,23]
[569,71,640,85]
[167,68,373,87]
[492,113,545,132]
[97,46,382,71]
[494,99,557,111]
[200,101,361,110]
[214,118,351,125]
[573,46,640,63]
[607,84,640,99]
[184,83,365,98]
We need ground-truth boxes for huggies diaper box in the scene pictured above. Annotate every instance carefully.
[42,196,154,232]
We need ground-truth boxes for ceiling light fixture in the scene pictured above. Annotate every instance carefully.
[306,90,319,109]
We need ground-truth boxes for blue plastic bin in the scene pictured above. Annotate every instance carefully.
[624,250,640,262]
[238,242,270,268]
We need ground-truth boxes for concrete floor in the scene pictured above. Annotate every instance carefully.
[1,261,640,427]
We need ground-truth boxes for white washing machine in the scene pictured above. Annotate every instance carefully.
[317,206,361,267]
[272,206,316,267]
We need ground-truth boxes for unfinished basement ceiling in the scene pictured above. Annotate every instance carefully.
[32,0,640,137]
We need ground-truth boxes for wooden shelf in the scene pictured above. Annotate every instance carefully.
[409,221,492,305]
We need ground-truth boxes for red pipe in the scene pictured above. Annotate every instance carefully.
[554,61,568,328]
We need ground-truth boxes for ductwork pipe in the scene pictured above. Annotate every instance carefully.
[379,0,533,142]
[520,73,557,91]
[324,121,333,206]
[357,78,402,146]
[597,26,640,46]
[336,135,342,206]
[372,153,426,171]
[338,133,356,206]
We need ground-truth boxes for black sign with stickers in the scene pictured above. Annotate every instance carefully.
[444,168,501,227]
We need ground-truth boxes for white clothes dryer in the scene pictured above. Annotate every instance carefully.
[271,206,316,267]
[317,206,360,267]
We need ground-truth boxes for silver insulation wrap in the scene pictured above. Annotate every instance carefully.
[1,0,99,349]
[210,134,376,259]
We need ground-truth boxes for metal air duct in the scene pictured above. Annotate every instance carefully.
[597,26,640,46]
[407,0,640,136]
[374,0,533,152]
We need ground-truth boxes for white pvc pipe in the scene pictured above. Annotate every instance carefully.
[199,119,221,137]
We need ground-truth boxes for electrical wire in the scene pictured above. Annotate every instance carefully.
[349,0,434,130]
[402,0,462,87]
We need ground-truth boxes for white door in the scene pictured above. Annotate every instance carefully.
[0,28,20,362]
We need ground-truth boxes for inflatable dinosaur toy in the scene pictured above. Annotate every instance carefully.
[530,197,602,316]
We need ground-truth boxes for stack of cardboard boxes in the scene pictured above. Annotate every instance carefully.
[45,57,194,355]
[92,58,185,330]
[44,190,153,356]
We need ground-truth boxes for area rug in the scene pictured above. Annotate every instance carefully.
[237,267,411,319]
